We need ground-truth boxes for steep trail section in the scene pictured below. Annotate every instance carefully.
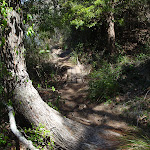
[50,48,90,83]
[38,47,132,149]
[48,47,129,127]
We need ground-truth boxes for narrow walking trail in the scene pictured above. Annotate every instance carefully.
[38,47,133,149]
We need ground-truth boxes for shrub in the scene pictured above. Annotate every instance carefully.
[23,124,55,149]
[89,62,121,102]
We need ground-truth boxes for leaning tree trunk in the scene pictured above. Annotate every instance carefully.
[107,0,115,54]
[1,2,119,150]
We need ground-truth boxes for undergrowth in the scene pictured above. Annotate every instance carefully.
[89,61,121,102]
[119,129,150,150]
[22,124,55,149]
[121,95,150,129]
[88,43,150,103]
[0,103,11,149]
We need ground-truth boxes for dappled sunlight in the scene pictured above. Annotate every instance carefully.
[1,0,149,149]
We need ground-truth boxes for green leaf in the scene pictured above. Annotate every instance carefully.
[27,30,31,36]
[7,7,13,13]
[39,50,45,54]
[8,100,12,106]
[13,111,15,116]
[1,7,6,14]
[1,7,7,18]
[0,37,5,46]
[87,22,97,28]
[46,50,50,53]
[94,0,105,6]
[16,50,18,55]
[7,143,12,146]
[27,26,35,37]
[23,20,26,24]
[27,14,32,21]
[118,18,124,26]
[2,19,7,27]
[52,86,55,92]
[2,0,8,7]
[70,19,84,29]
[17,7,21,13]
[38,84,41,88]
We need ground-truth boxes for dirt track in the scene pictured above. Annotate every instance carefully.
[39,48,132,129]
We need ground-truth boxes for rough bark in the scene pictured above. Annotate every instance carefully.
[107,1,115,54]
[1,3,119,150]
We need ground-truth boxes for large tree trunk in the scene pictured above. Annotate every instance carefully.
[1,2,119,150]
[107,0,115,54]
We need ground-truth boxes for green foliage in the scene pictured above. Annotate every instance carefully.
[62,0,121,29]
[117,18,125,26]
[23,124,55,149]
[27,25,35,37]
[120,133,150,150]
[70,50,79,65]
[26,14,35,37]
[7,100,13,106]
[117,55,132,65]
[48,102,59,111]
[0,0,12,47]
[0,37,5,47]
[0,102,12,149]
[0,1,13,25]
[37,83,41,88]
[48,94,61,112]
[39,49,50,54]
[0,0,8,19]
[89,62,121,102]
[0,133,8,145]
[117,47,150,67]
[27,14,33,21]
[51,86,55,92]
[121,96,150,128]
[62,0,105,29]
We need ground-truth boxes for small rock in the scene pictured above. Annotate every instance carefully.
[79,104,87,110]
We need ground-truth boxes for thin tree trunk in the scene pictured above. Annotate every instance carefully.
[1,2,119,150]
[107,1,115,54]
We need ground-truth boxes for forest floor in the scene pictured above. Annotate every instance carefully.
[37,47,143,149]
[1,47,149,150]
[39,47,130,130]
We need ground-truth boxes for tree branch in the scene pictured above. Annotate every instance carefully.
[7,105,38,150]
